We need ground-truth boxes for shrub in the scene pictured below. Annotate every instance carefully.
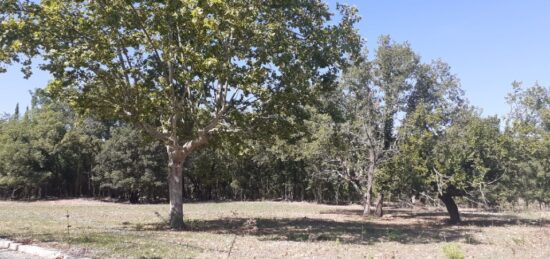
[442,243,465,259]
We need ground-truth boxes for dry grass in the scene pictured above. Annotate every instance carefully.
[0,199,548,258]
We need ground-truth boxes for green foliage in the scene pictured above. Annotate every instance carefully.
[93,125,167,202]
[1,0,361,149]
[441,243,465,259]
[335,36,468,211]
[500,82,550,206]
[432,110,506,203]
[0,98,70,197]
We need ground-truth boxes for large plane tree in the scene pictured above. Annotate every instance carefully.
[0,0,361,229]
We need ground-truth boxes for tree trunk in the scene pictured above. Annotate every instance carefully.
[362,161,375,217]
[440,193,461,224]
[374,192,384,217]
[129,190,139,204]
[167,146,186,230]
[363,192,371,217]
[363,191,371,216]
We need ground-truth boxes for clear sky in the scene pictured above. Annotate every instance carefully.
[1,0,549,117]
[327,0,550,117]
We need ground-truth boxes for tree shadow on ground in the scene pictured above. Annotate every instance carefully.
[320,208,550,227]
[171,217,479,245]
[133,208,548,246]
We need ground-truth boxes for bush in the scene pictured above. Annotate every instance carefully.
[442,243,465,259]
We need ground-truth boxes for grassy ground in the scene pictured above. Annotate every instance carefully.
[0,200,548,258]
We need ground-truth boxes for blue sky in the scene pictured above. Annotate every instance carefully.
[1,0,549,117]
[328,0,550,116]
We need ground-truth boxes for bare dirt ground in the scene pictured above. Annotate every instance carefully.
[0,200,548,258]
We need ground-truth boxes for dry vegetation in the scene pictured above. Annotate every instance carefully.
[0,200,548,258]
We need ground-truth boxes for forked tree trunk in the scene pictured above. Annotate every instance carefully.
[440,193,461,224]
[374,192,384,217]
[167,146,187,230]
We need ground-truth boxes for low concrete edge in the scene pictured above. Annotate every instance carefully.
[0,238,89,259]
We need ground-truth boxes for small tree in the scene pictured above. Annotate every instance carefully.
[338,36,419,216]
[395,105,505,224]
[1,0,360,228]
[433,110,505,223]
[380,58,467,223]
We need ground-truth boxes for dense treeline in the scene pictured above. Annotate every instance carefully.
[1,38,548,220]
[0,96,356,203]
[0,97,350,203]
